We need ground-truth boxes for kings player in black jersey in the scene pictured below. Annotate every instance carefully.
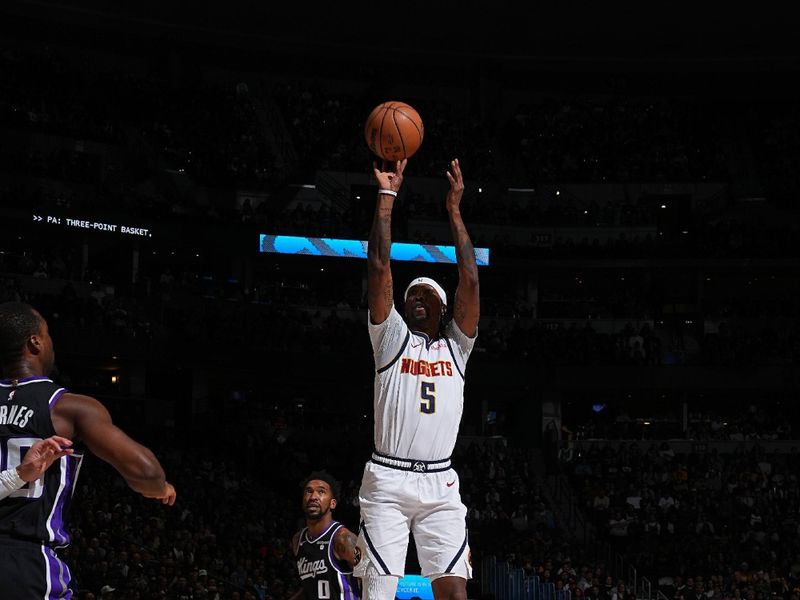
[0,302,176,599]
[290,471,361,600]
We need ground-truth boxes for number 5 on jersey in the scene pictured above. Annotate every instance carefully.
[420,381,436,414]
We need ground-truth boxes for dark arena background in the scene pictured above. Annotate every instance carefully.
[2,2,800,599]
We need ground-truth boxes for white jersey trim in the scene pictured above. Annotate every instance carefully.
[47,388,66,408]
[303,520,339,544]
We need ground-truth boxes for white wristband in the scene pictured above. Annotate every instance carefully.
[378,189,398,197]
[0,467,25,498]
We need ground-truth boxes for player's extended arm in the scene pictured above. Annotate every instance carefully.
[51,393,176,505]
[446,158,479,337]
[367,158,407,324]
[333,526,360,568]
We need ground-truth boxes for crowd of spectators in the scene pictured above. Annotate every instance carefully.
[746,102,800,207]
[506,97,729,184]
[480,320,663,367]
[566,440,800,598]
[1,44,280,190]
[567,401,796,443]
[693,321,800,367]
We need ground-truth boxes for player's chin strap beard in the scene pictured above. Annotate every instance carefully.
[305,507,327,521]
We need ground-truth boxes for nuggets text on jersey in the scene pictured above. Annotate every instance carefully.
[399,359,453,377]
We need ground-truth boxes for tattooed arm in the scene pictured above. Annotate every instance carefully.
[367,159,407,324]
[446,158,480,337]
[333,527,360,567]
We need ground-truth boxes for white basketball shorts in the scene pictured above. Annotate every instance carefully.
[354,460,472,581]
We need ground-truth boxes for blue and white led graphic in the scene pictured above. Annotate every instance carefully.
[395,575,434,600]
[259,235,490,266]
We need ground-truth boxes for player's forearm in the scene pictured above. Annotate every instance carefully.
[126,473,169,497]
[448,207,479,286]
[368,194,395,270]
[118,450,169,496]
[1,467,25,499]
[367,193,396,321]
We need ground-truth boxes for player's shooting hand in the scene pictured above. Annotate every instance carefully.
[372,158,407,193]
[445,158,464,212]
[16,436,73,482]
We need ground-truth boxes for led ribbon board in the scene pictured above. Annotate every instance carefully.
[259,235,490,266]
[32,213,153,238]
[395,575,434,600]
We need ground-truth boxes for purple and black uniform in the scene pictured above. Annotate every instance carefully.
[0,377,84,599]
[295,521,361,600]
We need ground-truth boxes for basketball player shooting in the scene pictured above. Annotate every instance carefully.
[355,158,479,600]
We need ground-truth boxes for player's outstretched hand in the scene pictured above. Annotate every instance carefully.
[373,158,407,193]
[142,481,176,505]
[445,158,464,212]
[17,436,73,482]
[159,482,177,506]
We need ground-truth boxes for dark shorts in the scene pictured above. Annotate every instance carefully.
[0,537,73,599]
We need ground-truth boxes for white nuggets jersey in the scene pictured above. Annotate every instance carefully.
[368,307,476,461]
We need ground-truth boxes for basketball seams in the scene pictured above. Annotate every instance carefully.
[378,105,391,160]
[394,106,424,145]
[384,102,401,161]
[391,109,407,160]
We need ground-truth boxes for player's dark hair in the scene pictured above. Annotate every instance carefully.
[0,302,43,367]
[301,470,341,500]
[439,305,450,338]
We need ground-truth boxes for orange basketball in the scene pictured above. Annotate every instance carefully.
[364,101,424,161]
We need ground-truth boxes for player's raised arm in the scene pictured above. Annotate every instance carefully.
[367,159,407,324]
[446,159,479,337]
[52,393,176,505]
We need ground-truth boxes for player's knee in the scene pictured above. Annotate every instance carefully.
[362,562,399,600]
[430,574,467,600]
